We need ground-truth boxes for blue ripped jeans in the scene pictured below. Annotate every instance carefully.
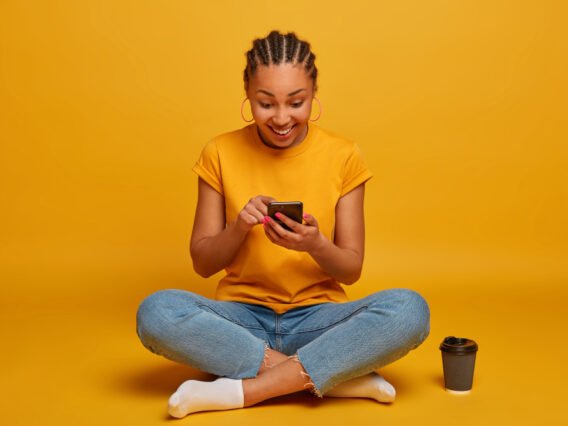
[136,288,430,396]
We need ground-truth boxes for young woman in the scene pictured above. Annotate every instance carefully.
[136,30,430,419]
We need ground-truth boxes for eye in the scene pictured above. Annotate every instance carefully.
[260,103,272,109]
[291,102,304,108]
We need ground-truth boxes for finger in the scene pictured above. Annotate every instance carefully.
[245,205,265,224]
[265,215,290,238]
[274,212,301,233]
[264,223,295,250]
[269,217,303,245]
[259,195,277,205]
[263,222,280,242]
[302,213,319,228]
[258,195,277,214]
[242,212,261,226]
[253,196,275,215]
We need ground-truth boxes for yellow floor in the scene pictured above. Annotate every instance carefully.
[2,274,566,426]
[2,1,566,425]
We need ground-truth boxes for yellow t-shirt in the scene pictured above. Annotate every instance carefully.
[192,123,373,313]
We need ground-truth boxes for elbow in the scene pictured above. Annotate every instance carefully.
[342,273,361,285]
[339,251,363,285]
[341,267,362,285]
[193,262,213,278]
[191,255,215,279]
[190,246,213,278]
[197,269,214,279]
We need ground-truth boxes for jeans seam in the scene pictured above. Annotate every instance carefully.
[280,305,369,334]
[195,303,264,330]
[275,312,282,351]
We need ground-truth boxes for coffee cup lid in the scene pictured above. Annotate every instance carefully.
[440,336,478,354]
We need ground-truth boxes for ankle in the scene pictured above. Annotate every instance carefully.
[257,348,289,375]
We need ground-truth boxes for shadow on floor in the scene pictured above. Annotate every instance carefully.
[111,363,216,396]
[109,361,337,408]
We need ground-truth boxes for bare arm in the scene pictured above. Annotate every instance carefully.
[263,184,366,284]
[190,178,274,277]
[310,184,365,284]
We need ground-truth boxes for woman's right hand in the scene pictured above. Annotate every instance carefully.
[236,195,276,232]
[191,180,275,278]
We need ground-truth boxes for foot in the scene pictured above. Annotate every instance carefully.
[324,372,396,403]
[168,378,244,418]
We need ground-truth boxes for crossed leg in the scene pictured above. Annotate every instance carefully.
[255,349,395,404]
[168,347,312,417]
[168,347,395,418]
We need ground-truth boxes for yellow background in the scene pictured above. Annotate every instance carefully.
[1,1,566,425]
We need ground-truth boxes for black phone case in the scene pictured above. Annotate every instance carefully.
[267,202,303,231]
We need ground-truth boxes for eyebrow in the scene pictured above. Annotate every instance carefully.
[256,88,307,97]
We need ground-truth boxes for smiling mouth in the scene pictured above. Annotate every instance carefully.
[269,125,295,136]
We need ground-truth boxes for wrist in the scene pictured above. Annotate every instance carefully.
[308,232,328,257]
[232,218,252,237]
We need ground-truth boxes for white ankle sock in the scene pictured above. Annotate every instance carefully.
[168,377,244,418]
[324,372,396,403]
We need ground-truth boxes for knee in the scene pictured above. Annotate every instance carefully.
[370,288,430,346]
[136,290,166,345]
[135,289,190,346]
[396,288,430,346]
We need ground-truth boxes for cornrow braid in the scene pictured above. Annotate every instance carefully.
[296,41,309,63]
[244,30,318,93]
[284,33,298,62]
[253,39,269,66]
[268,31,283,63]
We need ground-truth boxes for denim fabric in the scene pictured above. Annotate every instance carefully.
[136,288,430,396]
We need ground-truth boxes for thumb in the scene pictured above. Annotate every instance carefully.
[259,195,277,205]
[303,213,318,227]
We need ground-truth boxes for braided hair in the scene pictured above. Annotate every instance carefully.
[244,30,318,93]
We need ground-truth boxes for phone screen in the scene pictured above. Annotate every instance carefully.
[267,201,303,231]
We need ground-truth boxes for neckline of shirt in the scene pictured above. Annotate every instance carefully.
[247,123,318,158]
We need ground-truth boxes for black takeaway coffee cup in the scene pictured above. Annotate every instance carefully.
[439,336,479,394]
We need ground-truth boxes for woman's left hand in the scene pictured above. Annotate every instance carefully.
[263,212,325,253]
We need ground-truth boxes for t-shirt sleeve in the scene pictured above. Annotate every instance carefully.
[192,139,223,194]
[340,144,373,196]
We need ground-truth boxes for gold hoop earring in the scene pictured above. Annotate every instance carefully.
[241,98,254,123]
[309,97,322,122]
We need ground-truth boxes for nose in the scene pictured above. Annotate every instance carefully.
[272,107,291,126]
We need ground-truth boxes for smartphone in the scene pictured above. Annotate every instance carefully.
[267,201,303,231]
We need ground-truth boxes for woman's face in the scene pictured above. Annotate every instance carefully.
[246,63,314,149]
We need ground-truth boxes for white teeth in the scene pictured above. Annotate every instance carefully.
[272,126,293,135]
